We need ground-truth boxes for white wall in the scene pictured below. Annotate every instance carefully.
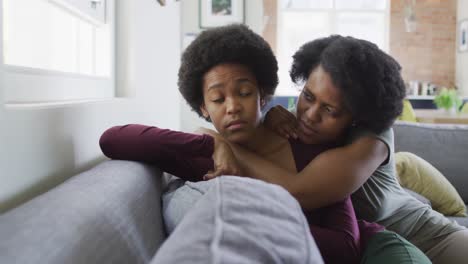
[457,0,468,96]
[0,0,182,212]
[179,0,265,132]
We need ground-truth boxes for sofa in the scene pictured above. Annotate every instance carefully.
[393,121,468,227]
[1,121,467,263]
[0,160,166,264]
[0,161,322,264]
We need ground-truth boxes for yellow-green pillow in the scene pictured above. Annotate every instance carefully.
[397,99,418,122]
[395,152,467,217]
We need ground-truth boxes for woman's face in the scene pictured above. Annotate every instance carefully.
[200,63,263,145]
[296,65,353,144]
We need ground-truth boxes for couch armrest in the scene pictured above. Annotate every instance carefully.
[0,160,165,264]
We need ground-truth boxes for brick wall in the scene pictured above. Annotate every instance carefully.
[390,0,457,88]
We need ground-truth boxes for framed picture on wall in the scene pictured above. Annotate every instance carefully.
[199,0,245,28]
[459,20,468,52]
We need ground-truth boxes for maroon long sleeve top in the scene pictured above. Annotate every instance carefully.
[99,124,384,264]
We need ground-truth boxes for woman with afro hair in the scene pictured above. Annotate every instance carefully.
[263,35,468,263]
[100,25,430,263]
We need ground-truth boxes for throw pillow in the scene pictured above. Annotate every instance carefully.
[397,100,417,122]
[395,152,467,217]
[153,176,323,263]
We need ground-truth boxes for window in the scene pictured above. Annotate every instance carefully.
[277,0,389,96]
[1,0,115,105]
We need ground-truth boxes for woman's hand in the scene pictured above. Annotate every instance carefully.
[264,105,299,139]
[204,138,243,180]
[195,127,244,180]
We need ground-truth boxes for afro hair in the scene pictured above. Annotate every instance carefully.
[178,24,278,120]
[290,35,406,134]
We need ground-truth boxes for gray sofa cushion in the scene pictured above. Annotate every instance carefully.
[393,121,468,202]
[0,160,165,264]
[152,176,323,264]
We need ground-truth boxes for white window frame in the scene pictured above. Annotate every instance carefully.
[1,0,116,106]
[276,0,390,96]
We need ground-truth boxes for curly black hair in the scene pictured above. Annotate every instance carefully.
[290,35,406,134]
[178,24,278,120]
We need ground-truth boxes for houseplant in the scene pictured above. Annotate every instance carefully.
[433,88,462,114]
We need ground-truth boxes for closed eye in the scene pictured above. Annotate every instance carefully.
[212,98,224,103]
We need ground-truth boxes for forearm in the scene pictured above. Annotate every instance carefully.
[229,138,385,211]
[290,138,387,210]
[194,129,386,211]
[227,143,338,209]
[100,125,214,159]
[288,148,368,209]
[99,124,215,180]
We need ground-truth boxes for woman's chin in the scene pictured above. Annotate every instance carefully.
[225,132,250,145]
